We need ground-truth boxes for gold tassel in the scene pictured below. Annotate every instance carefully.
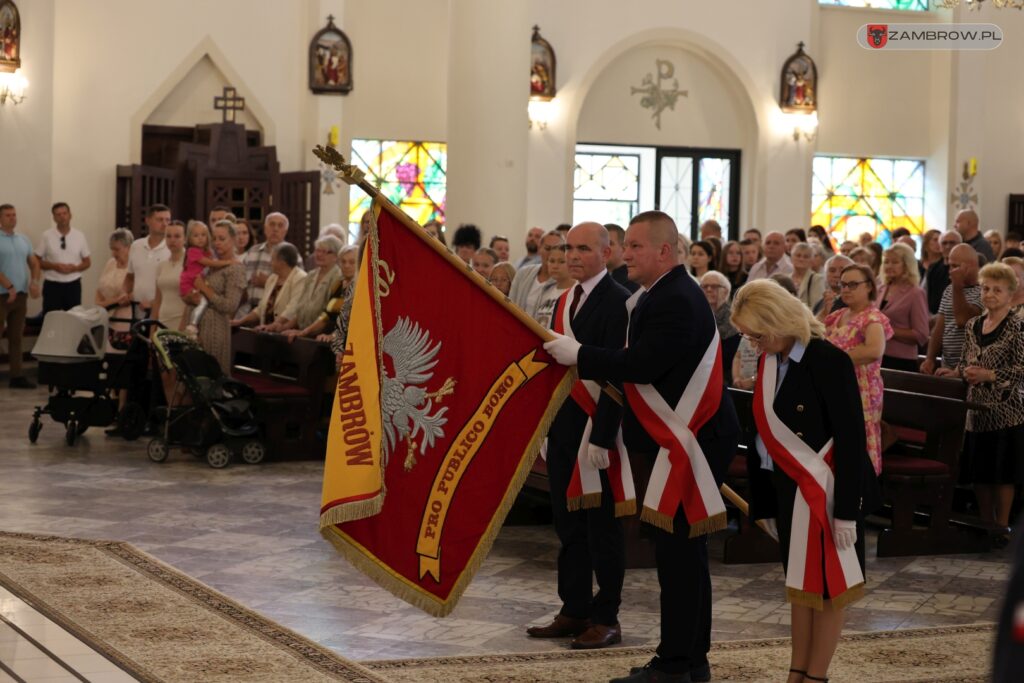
[640,506,675,532]
[687,511,728,538]
[787,586,825,611]
[827,582,865,611]
[318,496,384,530]
[615,499,637,517]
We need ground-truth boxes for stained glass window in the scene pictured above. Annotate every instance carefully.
[573,152,643,227]
[811,156,925,246]
[698,158,732,229]
[348,140,446,242]
[819,0,928,10]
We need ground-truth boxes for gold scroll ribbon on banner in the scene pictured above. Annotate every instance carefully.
[416,350,548,581]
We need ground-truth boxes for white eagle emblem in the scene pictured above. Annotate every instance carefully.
[381,317,456,471]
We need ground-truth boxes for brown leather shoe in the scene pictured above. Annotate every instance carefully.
[570,622,622,649]
[526,614,590,638]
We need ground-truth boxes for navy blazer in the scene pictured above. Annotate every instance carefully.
[547,272,630,451]
[744,338,879,522]
[577,266,739,484]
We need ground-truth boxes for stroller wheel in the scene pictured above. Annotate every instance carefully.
[206,443,232,469]
[240,441,266,465]
[28,419,42,444]
[147,438,169,463]
[65,421,78,447]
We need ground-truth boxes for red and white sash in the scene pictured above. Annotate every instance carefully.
[624,324,727,537]
[553,288,636,517]
[752,353,864,610]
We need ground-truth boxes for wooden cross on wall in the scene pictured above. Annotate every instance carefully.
[213,86,246,123]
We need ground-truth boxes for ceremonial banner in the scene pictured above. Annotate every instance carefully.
[320,200,572,616]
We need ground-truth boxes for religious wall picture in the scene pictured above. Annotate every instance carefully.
[779,42,817,113]
[0,0,20,73]
[530,25,556,100]
[310,15,352,95]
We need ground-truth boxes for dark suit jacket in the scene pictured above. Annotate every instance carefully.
[577,266,739,484]
[744,338,879,522]
[609,264,640,294]
[547,273,630,452]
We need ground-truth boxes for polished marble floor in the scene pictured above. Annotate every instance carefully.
[0,379,1011,665]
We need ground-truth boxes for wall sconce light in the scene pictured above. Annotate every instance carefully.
[528,98,555,130]
[790,111,818,142]
[0,69,28,106]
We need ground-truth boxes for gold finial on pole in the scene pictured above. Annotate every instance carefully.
[313,145,367,186]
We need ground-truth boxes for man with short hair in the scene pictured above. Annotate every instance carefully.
[489,235,510,262]
[123,204,171,315]
[742,228,762,248]
[746,231,793,281]
[924,230,962,314]
[605,223,639,293]
[239,212,291,318]
[922,244,983,375]
[699,220,722,241]
[954,209,995,264]
[545,211,739,683]
[526,222,630,651]
[0,204,41,388]
[517,227,544,268]
[509,231,565,320]
[814,253,853,317]
[739,238,760,270]
[208,205,232,227]
[1006,231,1023,251]
[35,202,91,315]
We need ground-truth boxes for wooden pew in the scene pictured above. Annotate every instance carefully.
[230,328,336,459]
[877,371,991,556]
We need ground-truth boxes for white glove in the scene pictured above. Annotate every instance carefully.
[833,518,857,550]
[543,333,581,366]
[759,518,779,542]
[587,444,610,470]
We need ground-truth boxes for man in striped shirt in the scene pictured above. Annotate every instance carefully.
[922,244,982,374]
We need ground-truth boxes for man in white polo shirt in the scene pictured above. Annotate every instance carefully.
[123,204,171,316]
[35,201,91,315]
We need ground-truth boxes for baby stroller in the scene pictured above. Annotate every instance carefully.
[29,306,154,446]
[148,328,264,468]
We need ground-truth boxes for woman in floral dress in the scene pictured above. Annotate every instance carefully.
[824,263,893,475]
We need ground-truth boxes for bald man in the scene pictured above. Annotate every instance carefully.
[922,244,983,374]
[527,222,631,650]
[954,210,995,264]
[545,211,739,683]
[746,231,793,281]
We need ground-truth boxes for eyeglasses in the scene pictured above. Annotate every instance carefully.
[839,280,869,290]
[60,235,66,250]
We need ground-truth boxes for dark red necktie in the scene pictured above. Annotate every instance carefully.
[569,284,585,320]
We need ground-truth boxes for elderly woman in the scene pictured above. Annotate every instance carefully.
[791,242,825,311]
[260,236,342,335]
[232,243,307,328]
[488,262,516,297]
[182,221,247,373]
[303,244,359,344]
[95,229,135,350]
[731,279,876,683]
[151,221,187,332]
[941,263,1024,544]
[878,243,930,372]
[824,264,893,476]
[700,270,740,383]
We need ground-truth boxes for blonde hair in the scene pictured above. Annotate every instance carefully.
[185,220,210,248]
[731,279,825,345]
[883,243,920,286]
[979,262,1019,293]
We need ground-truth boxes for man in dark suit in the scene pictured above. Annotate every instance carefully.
[545,211,740,683]
[527,222,631,649]
[606,223,640,293]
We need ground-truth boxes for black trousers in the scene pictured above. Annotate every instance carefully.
[41,279,82,314]
[546,434,625,626]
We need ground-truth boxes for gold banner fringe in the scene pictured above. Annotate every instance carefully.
[322,370,575,618]
[640,507,675,532]
[566,492,603,512]
[828,582,865,611]
[319,496,383,530]
[687,511,728,538]
[787,581,865,612]
[787,586,824,611]
[614,499,637,518]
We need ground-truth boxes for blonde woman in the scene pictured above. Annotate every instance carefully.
[878,243,929,372]
[791,242,825,311]
[731,279,876,683]
[986,229,1004,261]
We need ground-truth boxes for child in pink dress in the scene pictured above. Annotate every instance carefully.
[180,221,236,336]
